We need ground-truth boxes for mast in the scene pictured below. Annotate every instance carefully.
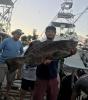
[51,0,75,36]
[0,0,17,33]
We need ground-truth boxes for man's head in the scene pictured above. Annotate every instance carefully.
[11,29,24,40]
[45,26,56,41]
[76,69,86,77]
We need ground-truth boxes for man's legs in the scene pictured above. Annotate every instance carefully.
[47,78,60,100]
[0,65,7,88]
[33,80,47,100]
[20,79,35,100]
[20,89,27,100]
[5,70,16,98]
[0,65,7,99]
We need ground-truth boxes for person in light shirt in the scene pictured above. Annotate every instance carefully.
[20,64,36,100]
[0,29,24,99]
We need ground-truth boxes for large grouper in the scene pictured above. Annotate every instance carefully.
[6,39,78,72]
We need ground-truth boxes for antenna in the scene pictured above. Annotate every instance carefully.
[73,6,88,24]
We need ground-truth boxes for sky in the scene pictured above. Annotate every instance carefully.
[11,0,88,37]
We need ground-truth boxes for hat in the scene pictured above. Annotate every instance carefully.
[11,29,24,35]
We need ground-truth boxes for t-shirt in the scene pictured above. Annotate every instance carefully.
[0,37,23,63]
[21,64,36,81]
[36,60,59,80]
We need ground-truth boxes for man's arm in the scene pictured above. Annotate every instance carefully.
[20,43,24,55]
[0,39,7,50]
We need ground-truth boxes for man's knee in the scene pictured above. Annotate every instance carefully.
[7,71,16,83]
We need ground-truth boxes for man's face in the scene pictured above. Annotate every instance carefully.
[45,30,56,40]
[13,34,21,41]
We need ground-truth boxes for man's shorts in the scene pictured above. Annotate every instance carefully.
[0,63,16,84]
[21,78,35,91]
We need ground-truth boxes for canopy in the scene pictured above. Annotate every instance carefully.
[51,22,75,28]
[64,52,88,70]
[0,0,13,6]
[58,12,74,18]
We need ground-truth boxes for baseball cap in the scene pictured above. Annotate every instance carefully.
[11,29,24,35]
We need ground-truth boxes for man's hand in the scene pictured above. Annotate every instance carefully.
[41,58,52,64]
[70,48,77,55]
[43,59,52,64]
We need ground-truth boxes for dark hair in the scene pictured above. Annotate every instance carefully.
[45,26,56,33]
[77,69,86,77]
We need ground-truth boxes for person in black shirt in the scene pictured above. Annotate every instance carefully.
[33,26,60,100]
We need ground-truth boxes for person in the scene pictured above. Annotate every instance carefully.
[0,29,24,99]
[20,64,36,100]
[33,26,60,100]
[71,71,88,100]
[58,69,86,100]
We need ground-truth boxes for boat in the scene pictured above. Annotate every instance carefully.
[51,0,78,42]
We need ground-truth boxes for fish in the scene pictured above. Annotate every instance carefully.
[5,39,78,72]
[24,40,78,65]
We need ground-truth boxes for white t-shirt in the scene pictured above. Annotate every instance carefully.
[21,64,36,81]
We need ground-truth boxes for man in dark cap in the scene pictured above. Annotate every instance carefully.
[0,29,24,99]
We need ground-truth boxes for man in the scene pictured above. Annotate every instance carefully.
[33,26,60,100]
[58,69,85,100]
[71,73,88,100]
[20,64,36,100]
[0,29,24,99]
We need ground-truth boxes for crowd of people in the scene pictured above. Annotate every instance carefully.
[0,26,87,100]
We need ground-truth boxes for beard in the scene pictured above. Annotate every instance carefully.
[47,37,54,41]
